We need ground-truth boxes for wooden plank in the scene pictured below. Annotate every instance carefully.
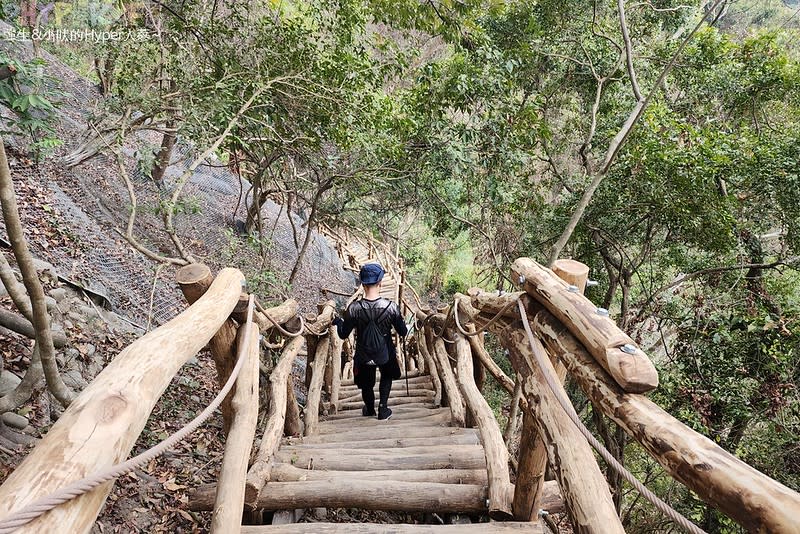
[211,320,260,533]
[0,269,245,534]
[535,309,800,534]
[454,335,513,519]
[241,522,543,533]
[511,257,657,393]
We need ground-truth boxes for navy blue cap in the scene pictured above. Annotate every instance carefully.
[359,263,385,285]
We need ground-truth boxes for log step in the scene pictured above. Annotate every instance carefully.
[299,424,471,443]
[335,398,436,414]
[338,387,434,404]
[317,408,450,431]
[283,429,480,449]
[190,480,489,513]
[242,522,543,533]
[274,445,487,471]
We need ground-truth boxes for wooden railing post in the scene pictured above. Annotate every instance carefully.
[512,259,587,520]
[177,263,241,435]
[535,310,800,533]
[329,323,342,413]
[432,336,466,427]
[0,268,245,534]
[211,315,260,533]
[503,320,624,533]
[454,335,513,519]
[303,301,335,436]
[244,336,304,504]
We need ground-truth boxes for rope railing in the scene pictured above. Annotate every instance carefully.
[0,296,257,534]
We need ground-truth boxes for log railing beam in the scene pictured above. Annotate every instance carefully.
[0,268,245,534]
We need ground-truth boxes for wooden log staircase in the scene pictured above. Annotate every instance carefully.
[1,227,799,533]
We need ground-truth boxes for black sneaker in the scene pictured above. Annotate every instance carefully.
[378,406,392,420]
[362,405,376,417]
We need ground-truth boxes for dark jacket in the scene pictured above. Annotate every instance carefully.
[335,297,408,365]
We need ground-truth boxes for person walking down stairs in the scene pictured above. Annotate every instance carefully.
[333,263,408,420]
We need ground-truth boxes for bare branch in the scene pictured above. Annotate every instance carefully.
[618,0,643,101]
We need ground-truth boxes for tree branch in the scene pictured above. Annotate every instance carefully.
[618,0,643,101]
[547,0,726,265]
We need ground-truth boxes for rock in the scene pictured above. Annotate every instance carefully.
[32,258,59,281]
[49,287,68,302]
[186,356,200,367]
[63,369,88,390]
[67,311,84,323]
[0,283,7,298]
[45,295,57,311]
[2,412,29,430]
[0,370,22,396]
[63,319,74,330]
[190,395,201,403]
[79,305,98,319]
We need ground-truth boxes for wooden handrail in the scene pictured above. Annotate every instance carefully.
[535,310,800,533]
[0,268,245,534]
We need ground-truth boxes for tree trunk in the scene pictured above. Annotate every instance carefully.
[151,120,177,187]
[0,139,73,407]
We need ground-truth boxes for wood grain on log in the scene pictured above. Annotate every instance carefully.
[454,335,513,519]
[210,321,260,533]
[0,268,244,534]
[511,258,657,393]
[245,336,304,505]
[535,310,800,533]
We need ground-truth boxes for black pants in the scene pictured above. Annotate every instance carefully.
[354,359,396,409]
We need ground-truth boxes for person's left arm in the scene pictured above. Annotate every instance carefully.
[391,303,408,337]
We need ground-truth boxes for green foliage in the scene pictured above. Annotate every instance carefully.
[0,53,62,158]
